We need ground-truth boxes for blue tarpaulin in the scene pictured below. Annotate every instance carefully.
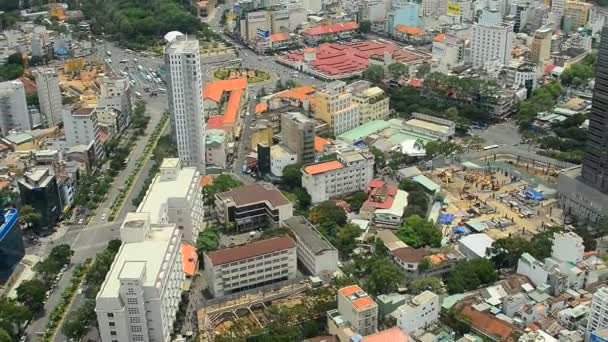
[353,141,367,148]
[526,189,544,201]
[439,213,455,225]
[454,226,468,235]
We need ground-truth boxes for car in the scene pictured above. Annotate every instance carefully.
[78,218,84,225]
[101,214,107,220]
[77,288,83,295]
[45,291,51,299]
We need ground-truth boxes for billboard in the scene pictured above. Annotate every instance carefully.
[257,28,270,40]
[447,3,461,15]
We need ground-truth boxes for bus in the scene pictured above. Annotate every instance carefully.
[483,144,499,150]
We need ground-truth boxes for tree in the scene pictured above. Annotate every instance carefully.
[6,52,23,66]
[344,191,368,212]
[416,63,431,78]
[19,205,41,230]
[293,188,311,211]
[196,227,219,258]
[0,329,10,342]
[369,146,386,172]
[285,79,297,88]
[488,236,530,269]
[258,87,267,97]
[424,140,463,159]
[275,79,285,92]
[388,62,409,79]
[202,174,242,206]
[334,223,362,256]
[16,279,47,313]
[362,64,384,83]
[309,201,347,229]
[281,164,302,190]
[446,259,497,294]
[409,277,443,294]
[365,256,405,295]
[63,317,88,339]
[397,215,441,248]
[358,20,371,33]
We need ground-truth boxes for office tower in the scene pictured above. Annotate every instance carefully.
[62,107,105,160]
[314,81,360,135]
[17,167,62,231]
[281,112,316,165]
[0,80,31,135]
[531,26,553,63]
[165,36,205,170]
[471,10,514,67]
[0,209,25,283]
[582,25,608,193]
[34,68,62,127]
[96,213,184,342]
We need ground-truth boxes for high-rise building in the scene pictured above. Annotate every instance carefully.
[351,86,390,124]
[530,26,553,63]
[0,80,31,135]
[582,26,608,193]
[0,209,25,283]
[18,167,62,231]
[564,0,591,30]
[587,287,608,339]
[165,36,205,169]
[97,76,132,133]
[34,68,62,127]
[315,81,360,135]
[281,112,316,165]
[471,12,514,68]
[62,107,105,160]
[95,213,184,342]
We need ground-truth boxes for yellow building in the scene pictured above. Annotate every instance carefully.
[352,87,390,124]
[530,26,553,63]
[314,81,360,136]
[250,119,273,150]
[564,0,591,30]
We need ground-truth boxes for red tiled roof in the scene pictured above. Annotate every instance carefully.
[396,25,425,36]
[271,32,290,42]
[363,327,410,342]
[392,247,427,263]
[181,243,198,277]
[277,86,316,101]
[304,160,345,175]
[206,237,296,266]
[303,22,359,36]
[408,79,424,88]
[460,304,516,340]
[200,175,214,187]
[369,179,385,189]
[545,64,556,73]
[207,116,224,130]
[353,297,376,311]
[255,103,268,114]
[434,33,446,42]
[314,136,332,153]
[19,77,37,95]
[99,130,109,143]
[223,88,243,126]
[340,285,364,297]
[203,78,247,103]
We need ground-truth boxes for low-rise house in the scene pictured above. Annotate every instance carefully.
[283,216,339,276]
[395,291,440,334]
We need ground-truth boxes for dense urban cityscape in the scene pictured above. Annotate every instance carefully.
[0,0,607,341]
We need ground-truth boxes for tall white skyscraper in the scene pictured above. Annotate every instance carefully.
[0,80,31,135]
[471,10,514,67]
[165,36,205,170]
[34,67,63,127]
[587,287,608,338]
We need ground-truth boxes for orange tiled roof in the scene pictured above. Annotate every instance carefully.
[304,160,344,175]
[203,78,248,103]
[223,89,243,126]
[181,243,198,277]
[200,175,214,187]
[363,327,410,342]
[396,25,425,36]
[271,32,290,42]
[340,285,363,297]
[461,305,515,340]
[277,86,316,101]
[255,102,268,114]
[434,33,446,42]
[353,297,376,311]
[314,136,332,153]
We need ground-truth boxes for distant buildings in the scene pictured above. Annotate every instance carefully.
[95,213,184,342]
[302,150,375,203]
[302,22,359,45]
[136,158,203,242]
[62,107,105,160]
[564,0,591,30]
[203,236,297,297]
[283,216,339,276]
[458,233,495,259]
[395,291,440,334]
[0,209,24,283]
[18,167,62,231]
[165,36,205,169]
[0,80,31,135]
[34,68,62,127]
[350,83,390,124]
[203,78,248,141]
[214,183,293,231]
[204,129,227,168]
[432,33,465,71]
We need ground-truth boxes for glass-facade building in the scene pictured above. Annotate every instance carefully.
[0,209,25,283]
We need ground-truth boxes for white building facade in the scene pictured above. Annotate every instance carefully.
[98,76,132,133]
[471,18,514,68]
[587,287,608,338]
[302,150,375,203]
[552,232,584,263]
[0,80,31,135]
[61,107,105,160]
[337,285,378,336]
[34,68,62,127]
[283,216,339,276]
[396,291,439,334]
[95,213,184,342]
[165,36,205,169]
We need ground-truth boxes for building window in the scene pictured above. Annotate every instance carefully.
[132,326,142,333]
[130,317,141,324]
[107,313,114,318]
[110,331,117,336]
[128,308,140,315]
[127,298,138,305]
[109,322,115,327]
[133,335,144,341]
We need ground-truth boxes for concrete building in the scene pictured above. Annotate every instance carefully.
[351,86,390,124]
[552,232,584,264]
[270,144,297,177]
[62,107,104,160]
[395,291,440,334]
[403,112,455,142]
[214,183,293,231]
[165,36,205,169]
[95,213,184,342]
[17,167,62,231]
[97,76,132,133]
[564,0,591,30]
[283,216,339,276]
[302,150,375,203]
[336,285,378,336]
[136,158,203,242]
[240,10,271,43]
[0,80,31,135]
[315,81,360,135]
[432,33,465,71]
[281,112,316,165]
[388,2,421,32]
[504,62,539,89]
[34,68,62,127]
[587,287,608,339]
[471,10,514,68]
[203,236,297,297]
[0,209,24,283]
[205,129,227,168]
[458,233,495,259]
[531,26,553,63]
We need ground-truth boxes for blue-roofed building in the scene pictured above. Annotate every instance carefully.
[0,208,24,283]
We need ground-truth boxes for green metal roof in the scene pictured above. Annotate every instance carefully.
[412,175,441,192]
[337,120,390,143]
[4,133,33,145]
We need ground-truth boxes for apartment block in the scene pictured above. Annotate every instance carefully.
[351,86,390,124]
[336,285,378,336]
[315,81,360,135]
[97,76,132,133]
[214,183,293,231]
[136,158,203,242]
[0,80,31,135]
[587,287,608,339]
[95,213,184,342]
[564,0,591,30]
[531,26,553,63]
[62,107,105,160]
[302,150,375,203]
[471,10,514,68]
[281,112,316,165]
[552,232,584,264]
[203,236,297,297]
[395,291,439,334]
[283,216,339,276]
[34,67,62,127]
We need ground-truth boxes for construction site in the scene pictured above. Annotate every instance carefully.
[58,57,107,106]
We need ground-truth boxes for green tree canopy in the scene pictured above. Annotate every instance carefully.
[344,191,368,212]
[282,164,303,190]
[362,65,385,83]
[358,20,371,33]
[446,259,498,294]
[388,62,409,79]
[202,174,242,206]
[408,277,444,294]
[397,215,441,248]
[334,223,362,256]
[16,279,47,313]
[196,227,220,258]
